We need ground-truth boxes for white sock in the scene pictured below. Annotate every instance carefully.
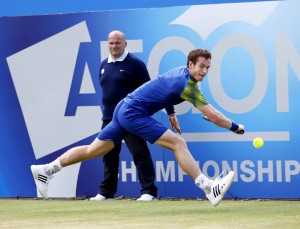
[44,157,62,176]
[195,174,211,193]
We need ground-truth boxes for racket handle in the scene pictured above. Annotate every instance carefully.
[237,129,244,134]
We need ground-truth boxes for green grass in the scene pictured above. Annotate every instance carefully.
[0,199,299,228]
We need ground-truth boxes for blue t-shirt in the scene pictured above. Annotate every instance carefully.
[124,66,209,116]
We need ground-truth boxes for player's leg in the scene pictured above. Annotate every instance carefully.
[31,120,126,199]
[59,138,114,167]
[154,129,201,180]
[124,133,157,201]
[31,139,115,199]
[154,129,235,206]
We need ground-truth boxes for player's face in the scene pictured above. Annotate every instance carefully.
[188,57,211,82]
[108,34,127,59]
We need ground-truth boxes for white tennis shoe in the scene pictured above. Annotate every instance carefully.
[31,165,52,199]
[206,171,235,206]
[90,194,114,201]
[136,194,156,201]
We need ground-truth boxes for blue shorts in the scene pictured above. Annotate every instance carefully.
[97,100,167,145]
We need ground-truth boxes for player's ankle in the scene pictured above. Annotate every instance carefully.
[44,157,62,176]
[195,173,211,194]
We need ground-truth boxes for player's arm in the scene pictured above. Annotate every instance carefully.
[180,79,244,134]
[198,104,244,134]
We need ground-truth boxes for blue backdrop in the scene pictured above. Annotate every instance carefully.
[1,0,299,199]
[0,0,277,16]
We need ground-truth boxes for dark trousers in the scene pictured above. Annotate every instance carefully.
[99,120,157,198]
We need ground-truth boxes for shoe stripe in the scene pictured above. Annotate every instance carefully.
[217,184,221,196]
[37,174,47,183]
[213,184,221,198]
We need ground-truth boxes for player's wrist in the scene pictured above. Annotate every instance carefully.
[229,121,239,131]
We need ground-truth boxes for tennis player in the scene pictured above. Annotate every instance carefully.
[31,48,245,206]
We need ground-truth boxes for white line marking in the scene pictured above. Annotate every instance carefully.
[181,131,290,142]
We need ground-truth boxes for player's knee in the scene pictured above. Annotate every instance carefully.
[172,136,187,152]
[87,140,114,158]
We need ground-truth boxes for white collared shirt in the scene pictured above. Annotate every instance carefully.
[107,50,129,63]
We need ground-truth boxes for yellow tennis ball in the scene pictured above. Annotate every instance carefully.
[253,137,264,148]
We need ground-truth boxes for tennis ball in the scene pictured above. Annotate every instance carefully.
[253,137,264,148]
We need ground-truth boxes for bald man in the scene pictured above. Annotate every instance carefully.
[91,30,157,201]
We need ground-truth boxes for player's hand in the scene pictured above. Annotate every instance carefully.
[234,124,245,135]
[168,114,181,135]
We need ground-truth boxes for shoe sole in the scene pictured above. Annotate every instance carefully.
[90,198,115,201]
[136,199,156,201]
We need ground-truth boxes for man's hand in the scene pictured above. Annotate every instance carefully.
[234,124,245,135]
[168,114,181,134]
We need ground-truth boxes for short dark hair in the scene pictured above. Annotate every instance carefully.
[187,49,211,67]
